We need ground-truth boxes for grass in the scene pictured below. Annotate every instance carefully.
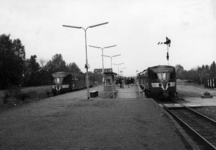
[0,85,52,108]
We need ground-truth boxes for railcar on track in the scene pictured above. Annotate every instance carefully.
[137,65,177,98]
[51,72,93,95]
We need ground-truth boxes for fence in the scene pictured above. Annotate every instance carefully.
[104,84,117,98]
[204,78,216,88]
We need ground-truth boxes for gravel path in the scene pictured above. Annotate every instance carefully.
[0,85,188,150]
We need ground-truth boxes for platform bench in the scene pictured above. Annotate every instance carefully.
[90,90,98,98]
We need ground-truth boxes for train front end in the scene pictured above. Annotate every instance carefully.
[150,66,176,98]
[51,72,71,95]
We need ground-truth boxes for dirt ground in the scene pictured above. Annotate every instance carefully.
[177,79,216,97]
[0,85,190,150]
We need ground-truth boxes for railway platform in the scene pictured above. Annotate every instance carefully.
[115,84,143,99]
[0,84,196,150]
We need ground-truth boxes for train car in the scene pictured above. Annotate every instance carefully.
[137,65,176,98]
[51,71,93,95]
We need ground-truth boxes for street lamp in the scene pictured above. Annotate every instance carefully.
[89,45,116,83]
[113,63,124,76]
[136,70,139,76]
[120,67,126,76]
[63,22,108,99]
[102,54,121,70]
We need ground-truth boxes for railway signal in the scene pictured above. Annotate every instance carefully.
[158,37,171,65]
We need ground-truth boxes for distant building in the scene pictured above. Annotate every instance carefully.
[94,68,113,74]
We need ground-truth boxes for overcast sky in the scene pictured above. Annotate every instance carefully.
[1,0,216,76]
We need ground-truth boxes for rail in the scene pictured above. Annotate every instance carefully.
[160,98,216,150]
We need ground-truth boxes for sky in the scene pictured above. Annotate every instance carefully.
[1,0,216,76]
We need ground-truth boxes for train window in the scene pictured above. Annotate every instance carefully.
[72,77,78,81]
[54,77,63,84]
[78,76,81,81]
[144,72,148,78]
[157,73,171,80]
[57,78,60,83]
[63,76,70,83]
[151,73,158,80]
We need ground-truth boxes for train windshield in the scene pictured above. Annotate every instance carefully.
[53,77,63,84]
[157,73,171,80]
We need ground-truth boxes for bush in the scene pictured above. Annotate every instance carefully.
[26,90,37,99]
[15,92,30,102]
[7,86,21,97]
[3,86,32,104]
[3,92,10,104]
[186,80,194,83]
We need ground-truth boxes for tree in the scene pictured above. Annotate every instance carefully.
[209,61,216,77]
[0,34,26,88]
[24,55,40,86]
[45,54,67,73]
[28,55,40,74]
[67,62,81,73]
[196,65,210,84]
[175,64,184,79]
[0,34,13,88]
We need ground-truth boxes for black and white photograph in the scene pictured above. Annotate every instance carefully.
[1,0,216,149]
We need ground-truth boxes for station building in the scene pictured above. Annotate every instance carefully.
[94,68,113,74]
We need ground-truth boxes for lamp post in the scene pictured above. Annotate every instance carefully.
[63,22,108,99]
[89,45,116,83]
[120,67,126,76]
[103,54,121,70]
[136,70,139,75]
[136,70,139,83]
[113,63,124,76]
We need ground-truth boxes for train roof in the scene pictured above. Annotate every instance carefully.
[148,65,175,69]
[148,65,175,72]
[52,72,81,78]
[138,65,175,74]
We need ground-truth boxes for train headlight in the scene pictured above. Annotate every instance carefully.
[169,82,176,87]
[62,84,69,88]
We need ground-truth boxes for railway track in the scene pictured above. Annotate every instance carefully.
[155,97,216,150]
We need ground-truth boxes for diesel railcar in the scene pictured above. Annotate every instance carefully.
[51,72,93,95]
[137,65,177,98]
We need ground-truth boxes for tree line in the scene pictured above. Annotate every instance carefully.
[0,34,87,89]
[175,61,216,84]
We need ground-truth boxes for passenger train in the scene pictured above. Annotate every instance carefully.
[137,65,177,98]
[51,72,94,95]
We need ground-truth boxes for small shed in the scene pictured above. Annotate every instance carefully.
[103,72,117,98]
[103,72,117,84]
